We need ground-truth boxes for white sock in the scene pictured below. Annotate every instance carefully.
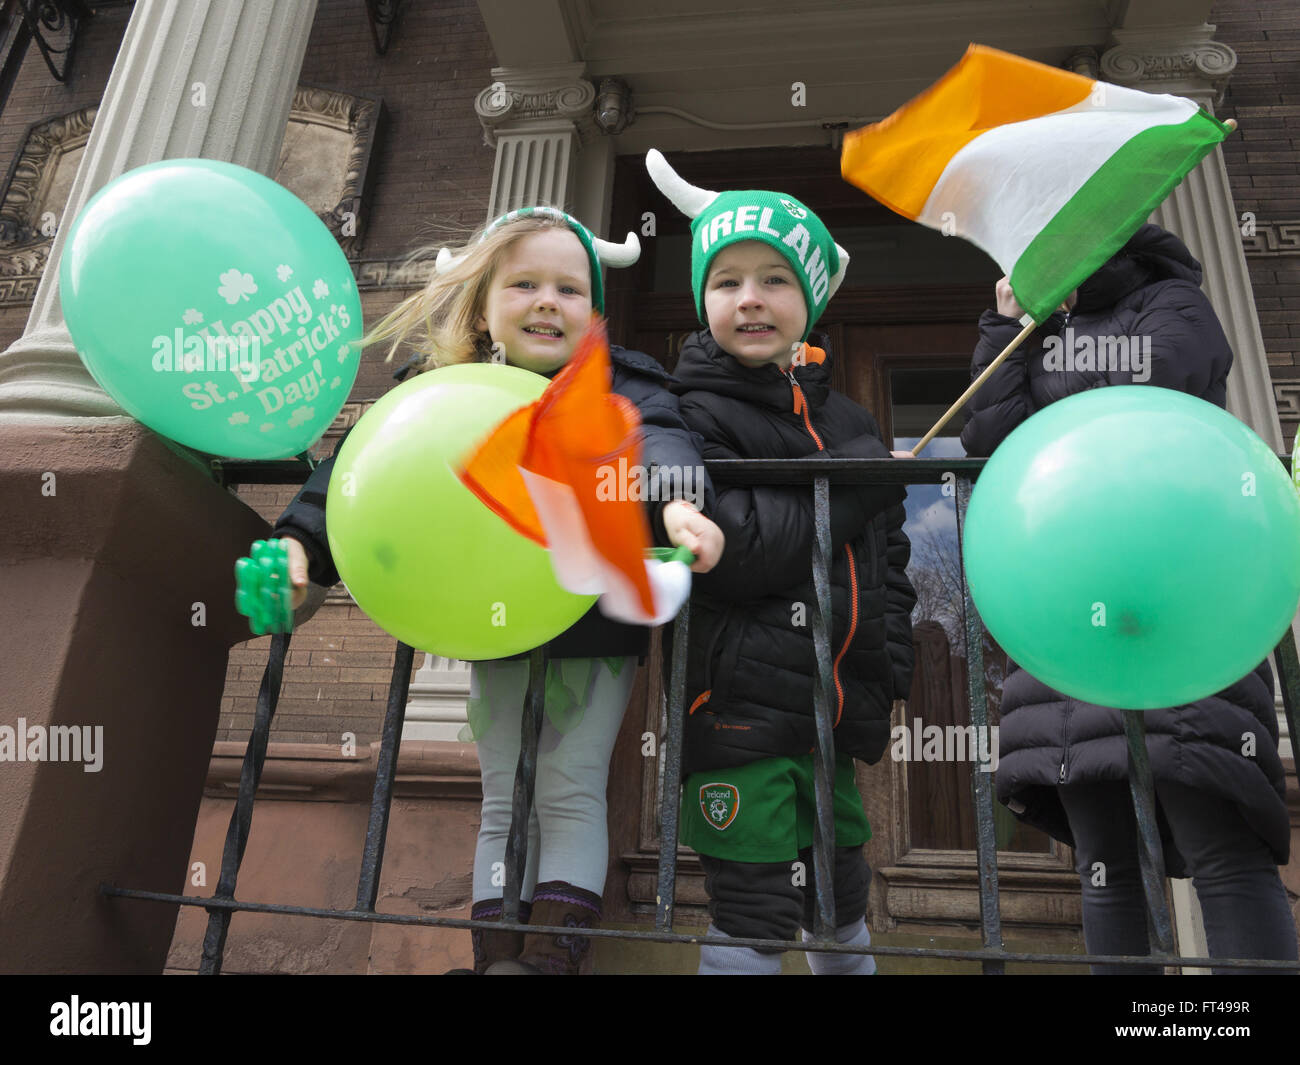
[697,925,783,975]
[802,918,877,975]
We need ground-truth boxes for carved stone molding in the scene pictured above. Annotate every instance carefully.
[1101,25,1236,106]
[0,275,40,305]
[353,256,435,291]
[475,63,599,147]
[401,653,473,744]
[0,85,384,307]
[1102,41,1236,85]
[314,397,377,452]
[1063,47,1100,80]
[1244,221,1300,258]
[0,103,96,290]
[0,243,48,277]
[282,84,385,258]
[877,861,1084,927]
[1273,383,1300,421]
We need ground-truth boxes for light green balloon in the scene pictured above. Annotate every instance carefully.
[326,363,597,659]
[963,386,1300,709]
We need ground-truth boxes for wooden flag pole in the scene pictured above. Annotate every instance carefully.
[909,316,1038,456]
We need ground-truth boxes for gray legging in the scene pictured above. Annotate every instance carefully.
[1058,779,1298,974]
[470,656,636,903]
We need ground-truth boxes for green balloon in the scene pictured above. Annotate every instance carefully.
[962,386,1300,709]
[325,363,597,659]
[60,159,362,458]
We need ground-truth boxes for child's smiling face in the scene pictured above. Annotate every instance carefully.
[477,227,593,373]
[703,241,808,370]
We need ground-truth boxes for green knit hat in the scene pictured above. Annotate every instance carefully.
[435,205,640,313]
[646,150,849,339]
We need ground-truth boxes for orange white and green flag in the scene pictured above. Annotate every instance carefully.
[841,44,1232,323]
[457,319,692,627]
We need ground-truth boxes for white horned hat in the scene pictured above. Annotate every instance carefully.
[434,205,638,313]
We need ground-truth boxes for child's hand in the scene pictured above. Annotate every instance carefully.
[662,501,725,574]
[283,536,310,610]
[997,274,1071,318]
[891,450,913,458]
[994,275,1024,319]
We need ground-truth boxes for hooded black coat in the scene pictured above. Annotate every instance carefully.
[959,224,1287,872]
[273,345,716,661]
[668,330,916,774]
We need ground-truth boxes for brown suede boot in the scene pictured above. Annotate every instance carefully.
[447,898,532,974]
[485,881,601,975]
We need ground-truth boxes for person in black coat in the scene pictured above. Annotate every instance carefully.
[272,206,725,974]
[961,223,1296,973]
[671,330,914,775]
[647,149,915,974]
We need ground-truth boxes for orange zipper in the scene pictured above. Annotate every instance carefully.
[786,367,852,726]
[788,369,824,449]
[831,545,859,727]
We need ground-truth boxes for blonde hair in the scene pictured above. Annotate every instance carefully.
[363,211,585,375]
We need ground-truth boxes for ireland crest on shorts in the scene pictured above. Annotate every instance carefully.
[699,783,740,830]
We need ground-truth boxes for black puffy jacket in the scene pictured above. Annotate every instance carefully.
[961,224,1233,457]
[959,224,1288,871]
[668,330,916,773]
[273,345,715,661]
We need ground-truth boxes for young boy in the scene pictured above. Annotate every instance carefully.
[645,149,916,975]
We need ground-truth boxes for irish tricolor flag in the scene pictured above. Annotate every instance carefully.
[457,319,693,627]
[841,44,1232,323]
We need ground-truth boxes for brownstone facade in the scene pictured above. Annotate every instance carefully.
[2,1,1296,973]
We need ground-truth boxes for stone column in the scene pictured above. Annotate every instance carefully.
[474,62,616,232]
[0,0,318,973]
[1102,24,1283,451]
[402,654,473,743]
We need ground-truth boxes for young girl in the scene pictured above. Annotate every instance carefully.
[272,206,725,974]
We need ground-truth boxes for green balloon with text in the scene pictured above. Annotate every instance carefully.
[59,158,361,458]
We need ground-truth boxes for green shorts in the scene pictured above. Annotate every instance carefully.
[681,754,871,863]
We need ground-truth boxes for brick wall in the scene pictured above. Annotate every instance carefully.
[1212,1,1300,451]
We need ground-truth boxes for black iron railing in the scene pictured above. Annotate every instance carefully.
[102,455,1300,973]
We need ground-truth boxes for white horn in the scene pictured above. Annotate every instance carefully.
[645,148,717,220]
[435,247,460,274]
[827,242,850,300]
[594,232,641,267]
